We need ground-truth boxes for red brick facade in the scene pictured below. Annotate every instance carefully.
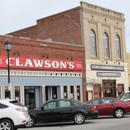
[8,7,82,45]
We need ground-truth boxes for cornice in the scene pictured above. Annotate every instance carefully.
[82,8,125,23]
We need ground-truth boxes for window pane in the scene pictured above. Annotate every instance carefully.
[90,30,96,56]
[115,35,121,59]
[15,86,20,103]
[101,99,112,104]
[59,100,71,107]
[90,99,100,105]
[44,101,56,109]
[103,33,109,58]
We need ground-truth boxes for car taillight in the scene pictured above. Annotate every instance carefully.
[92,106,96,111]
[15,108,26,112]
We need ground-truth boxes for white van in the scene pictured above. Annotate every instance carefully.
[118,91,130,101]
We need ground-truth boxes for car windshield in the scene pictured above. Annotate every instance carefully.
[118,92,125,99]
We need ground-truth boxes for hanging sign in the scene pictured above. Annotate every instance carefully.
[0,56,82,71]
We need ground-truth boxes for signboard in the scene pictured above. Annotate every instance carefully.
[97,72,121,77]
[91,65,124,71]
[0,56,82,71]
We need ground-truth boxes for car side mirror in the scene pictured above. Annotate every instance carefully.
[41,106,44,111]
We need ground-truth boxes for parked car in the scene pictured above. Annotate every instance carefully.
[25,98,98,128]
[86,97,130,118]
[0,98,30,130]
[118,91,130,102]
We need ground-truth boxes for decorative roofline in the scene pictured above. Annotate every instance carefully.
[80,1,124,18]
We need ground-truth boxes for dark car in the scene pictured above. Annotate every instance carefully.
[86,97,130,118]
[25,99,98,127]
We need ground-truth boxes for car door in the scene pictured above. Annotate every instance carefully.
[100,98,114,115]
[54,100,74,122]
[36,101,58,123]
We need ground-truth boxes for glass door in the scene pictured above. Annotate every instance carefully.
[52,86,57,99]
[24,86,35,110]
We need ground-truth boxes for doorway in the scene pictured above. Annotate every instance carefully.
[45,86,58,100]
[102,80,116,97]
[24,86,35,110]
[52,86,57,99]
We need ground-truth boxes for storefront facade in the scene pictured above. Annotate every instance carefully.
[0,35,85,109]
[0,70,83,109]
[81,2,128,100]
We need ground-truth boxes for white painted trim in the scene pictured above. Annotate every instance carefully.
[0,70,82,77]
[67,85,70,99]
[60,85,64,99]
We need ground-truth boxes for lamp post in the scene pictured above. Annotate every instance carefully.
[4,41,12,91]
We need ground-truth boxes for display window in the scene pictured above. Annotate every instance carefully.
[5,86,11,99]
[93,84,101,98]
[70,86,74,99]
[15,86,21,102]
[63,86,68,98]
[77,86,81,101]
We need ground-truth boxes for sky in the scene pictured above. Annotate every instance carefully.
[0,0,130,52]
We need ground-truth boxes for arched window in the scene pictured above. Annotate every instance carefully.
[103,33,109,58]
[90,30,96,56]
[115,35,121,59]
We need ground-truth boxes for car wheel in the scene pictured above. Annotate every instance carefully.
[0,119,14,130]
[25,116,35,128]
[114,108,124,118]
[73,113,85,124]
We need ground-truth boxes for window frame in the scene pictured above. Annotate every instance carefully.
[103,32,109,58]
[115,35,121,59]
[90,30,97,57]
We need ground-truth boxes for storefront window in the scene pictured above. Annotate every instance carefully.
[63,86,68,98]
[5,86,11,99]
[87,91,93,101]
[117,84,124,96]
[52,86,57,99]
[70,86,74,99]
[15,86,20,102]
[77,86,80,101]
[93,84,101,98]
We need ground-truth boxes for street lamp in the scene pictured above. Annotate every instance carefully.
[4,41,12,90]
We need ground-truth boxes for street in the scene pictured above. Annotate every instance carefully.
[20,115,130,130]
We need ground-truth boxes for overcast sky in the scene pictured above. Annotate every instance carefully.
[0,0,130,52]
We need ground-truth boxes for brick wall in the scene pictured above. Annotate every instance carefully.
[8,25,37,39]
[9,7,82,45]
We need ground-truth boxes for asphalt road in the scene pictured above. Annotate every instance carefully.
[20,115,130,130]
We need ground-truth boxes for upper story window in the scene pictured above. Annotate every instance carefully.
[103,33,109,58]
[115,35,121,59]
[90,30,97,57]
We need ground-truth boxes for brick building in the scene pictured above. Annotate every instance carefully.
[9,1,128,100]
[0,35,85,109]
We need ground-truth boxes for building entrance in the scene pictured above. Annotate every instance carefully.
[24,86,35,110]
[102,80,116,97]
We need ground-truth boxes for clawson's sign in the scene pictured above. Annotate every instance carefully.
[0,56,82,71]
